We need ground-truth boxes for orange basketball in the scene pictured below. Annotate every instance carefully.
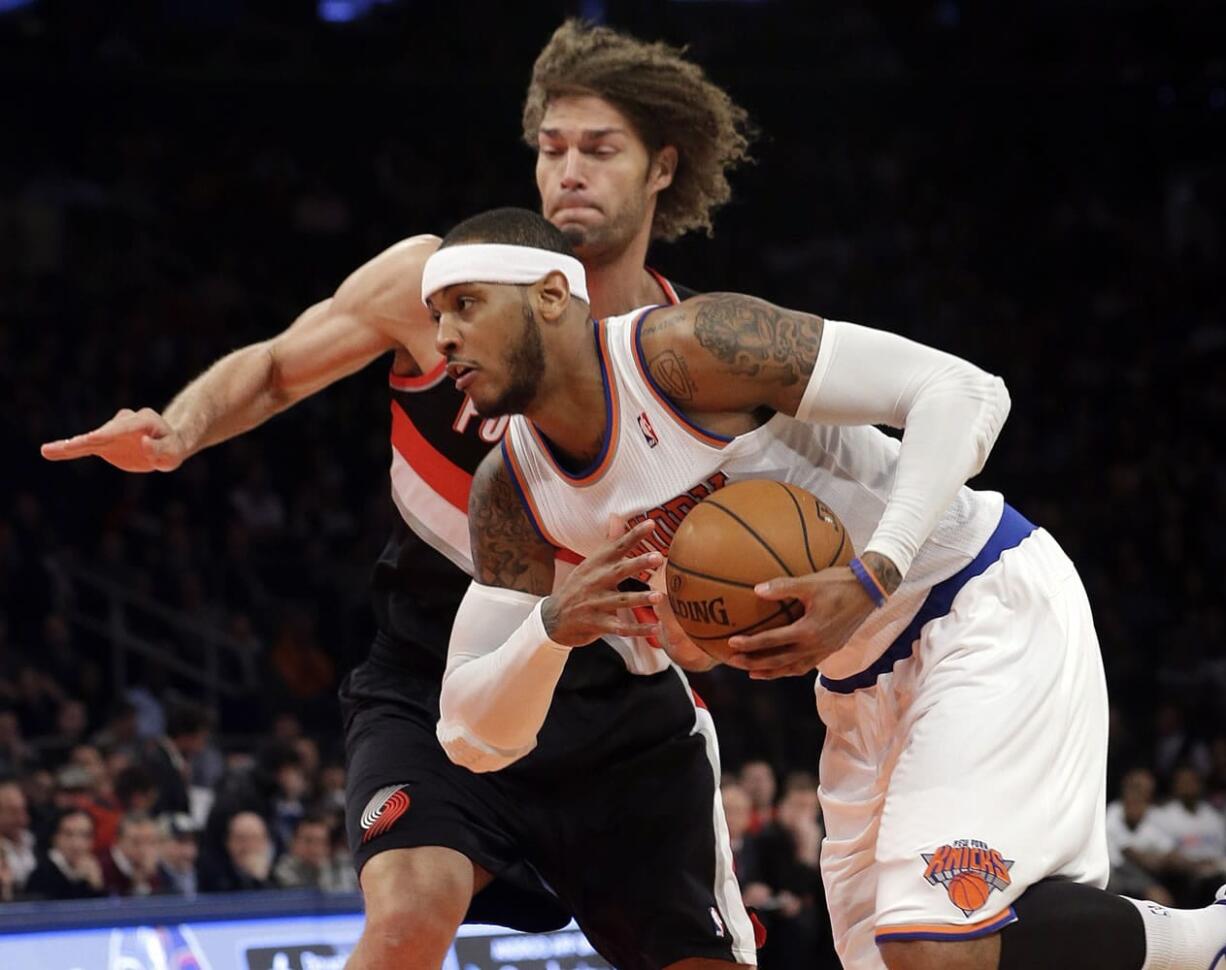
[947,872,991,914]
[664,479,852,664]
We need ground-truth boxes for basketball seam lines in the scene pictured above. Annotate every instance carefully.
[778,482,819,573]
[687,600,800,640]
[702,500,796,578]
[667,561,759,589]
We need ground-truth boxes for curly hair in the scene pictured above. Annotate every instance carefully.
[522,19,754,242]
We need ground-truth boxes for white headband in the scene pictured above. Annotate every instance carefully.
[421,243,589,306]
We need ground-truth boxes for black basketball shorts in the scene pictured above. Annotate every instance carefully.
[340,642,757,969]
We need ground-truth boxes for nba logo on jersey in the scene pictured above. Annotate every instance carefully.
[709,906,726,938]
[921,838,1014,916]
[637,410,660,448]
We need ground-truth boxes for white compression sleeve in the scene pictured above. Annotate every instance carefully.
[437,582,572,773]
[795,319,1011,577]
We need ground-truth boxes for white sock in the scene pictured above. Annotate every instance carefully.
[1124,893,1226,970]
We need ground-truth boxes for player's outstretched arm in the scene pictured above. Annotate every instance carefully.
[437,450,663,772]
[39,235,441,472]
[639,293,1010,676]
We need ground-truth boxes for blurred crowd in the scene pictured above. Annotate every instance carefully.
[0,702,356,903]
[1,2,1224,967]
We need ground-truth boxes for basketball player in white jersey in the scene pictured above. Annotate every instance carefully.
[425,207,1226,970]
[39,22,762,970]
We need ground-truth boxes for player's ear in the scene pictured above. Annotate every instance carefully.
[536,271,571,323]
[650,145,678,194]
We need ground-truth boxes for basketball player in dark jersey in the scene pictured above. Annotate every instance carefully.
[41,21,759,970]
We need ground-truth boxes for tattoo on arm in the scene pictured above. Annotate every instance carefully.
[469,452,554,594]
[647,349,696,402]
[692,294,822,388]
[861,551,902,595]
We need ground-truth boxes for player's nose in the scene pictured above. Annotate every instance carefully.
[434,315,461,355]
[560,149,586,189]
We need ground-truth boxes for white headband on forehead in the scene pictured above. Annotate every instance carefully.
[421,243,589,306]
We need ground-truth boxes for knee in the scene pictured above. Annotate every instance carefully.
[360,904,456,959]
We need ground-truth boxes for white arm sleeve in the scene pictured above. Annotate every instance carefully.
[437,582,572,773]
[795,319,1010,577]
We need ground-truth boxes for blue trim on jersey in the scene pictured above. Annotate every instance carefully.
[634,306,735,444]
[499,439,551,546]
[532,320,617,480]
[819,504,1037,694]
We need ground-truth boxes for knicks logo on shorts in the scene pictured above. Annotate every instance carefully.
[360,783,412,844]
[921,839,1014,916]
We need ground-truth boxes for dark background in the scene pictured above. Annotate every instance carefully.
[1,0,1223,960]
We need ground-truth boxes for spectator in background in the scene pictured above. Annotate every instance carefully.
[157,813,199,897]
[99,811,164,896]
[52,762,119,853]
[145,702,209,816]
[37,697,90,766]
[740,760,777,836]
[721,782,762,890]
[205,739,306,855]
[1105,768,1178,904]
[1152,763,1226,904]
[273,813,351,892]
[199,811,275,892]
[0,778,35,892]
[0,707,34,776]
[91,701,140,764]
[1151,703,1211,784]
[747,776,826,970]
[0,842,14,902]
[25,809,104,900]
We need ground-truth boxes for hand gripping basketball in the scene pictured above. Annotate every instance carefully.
[540,520,665,647]
[40,407,188,473]
[725,568,878,679]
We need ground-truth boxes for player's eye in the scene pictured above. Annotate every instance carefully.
[457,296,476,311]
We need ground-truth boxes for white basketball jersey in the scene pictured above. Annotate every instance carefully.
[502,308,1005,680]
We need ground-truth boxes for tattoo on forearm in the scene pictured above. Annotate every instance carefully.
[647,349,697,402]
[862,552,902,596]
[470,456,553,593]
[692,294,822,387]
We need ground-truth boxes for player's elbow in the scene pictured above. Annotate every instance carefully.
[971,373,1010,472]
[435,718,534,773]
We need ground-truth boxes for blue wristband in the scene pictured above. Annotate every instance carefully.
[849,557,887,608]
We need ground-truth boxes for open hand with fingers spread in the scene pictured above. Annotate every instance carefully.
[540,520,665,647]
[40,407,188,472]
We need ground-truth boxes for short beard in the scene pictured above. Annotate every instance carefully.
[479,294,545,417]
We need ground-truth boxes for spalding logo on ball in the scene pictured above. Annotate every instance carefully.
[664,479,851,664]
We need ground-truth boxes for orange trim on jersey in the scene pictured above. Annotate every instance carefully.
[630,308,732,450]
[524,318,621,487]
[500,433,566,549]
[389,401,470,512]
[646,266,681,306]
[555,548,584,565]
[874,906,1018,942]
[389,359,447,391]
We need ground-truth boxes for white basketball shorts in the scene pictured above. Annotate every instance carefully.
[815,506,1110,970]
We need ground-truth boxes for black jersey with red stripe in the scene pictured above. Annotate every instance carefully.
[369,273,695,676]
